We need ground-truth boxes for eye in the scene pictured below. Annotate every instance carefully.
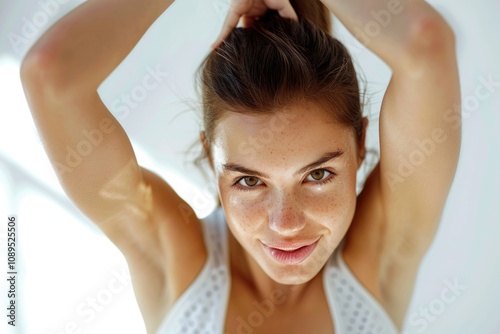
[236,176,263,188]
[305,169,336,184]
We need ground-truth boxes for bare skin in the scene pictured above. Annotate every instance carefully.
[20,0,460,333]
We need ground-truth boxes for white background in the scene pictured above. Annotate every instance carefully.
[0,0,499,333]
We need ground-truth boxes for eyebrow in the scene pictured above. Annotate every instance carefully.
[222,150,344,178]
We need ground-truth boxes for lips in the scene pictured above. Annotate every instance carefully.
[261,237,320,265]
[263,238,320,251]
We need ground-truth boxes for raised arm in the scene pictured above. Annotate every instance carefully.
[319,0,461,327]
[22,0,174,91]
[20,0,206,330]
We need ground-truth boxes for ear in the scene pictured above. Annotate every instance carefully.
[200,131,214,170]
[357,117,369,169]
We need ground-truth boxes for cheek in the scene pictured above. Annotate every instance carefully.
[304,173,358,230]
[219,187,266,236]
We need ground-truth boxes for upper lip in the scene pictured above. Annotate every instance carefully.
[262,237,320,251]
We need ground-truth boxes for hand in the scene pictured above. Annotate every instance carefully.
[211,0,298,49]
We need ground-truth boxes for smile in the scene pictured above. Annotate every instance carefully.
[262,238,320,265]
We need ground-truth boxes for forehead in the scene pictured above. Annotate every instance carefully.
[212,103,355,171]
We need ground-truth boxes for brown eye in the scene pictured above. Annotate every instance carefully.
[310,170,326,181]
[242,177,260,187]
[306,169,335,183]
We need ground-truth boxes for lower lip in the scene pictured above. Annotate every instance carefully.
[263,240,319,265]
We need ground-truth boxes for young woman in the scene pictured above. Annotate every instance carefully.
[20,0,461,333]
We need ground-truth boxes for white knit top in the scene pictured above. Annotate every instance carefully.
[156,206,399,334]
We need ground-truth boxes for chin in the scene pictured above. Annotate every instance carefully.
[269,271,317,286]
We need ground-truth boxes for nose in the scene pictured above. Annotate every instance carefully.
[268,193,305,236]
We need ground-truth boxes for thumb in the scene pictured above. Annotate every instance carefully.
[276,2,298,22]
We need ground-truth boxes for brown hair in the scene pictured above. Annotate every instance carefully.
[195,0,365,166]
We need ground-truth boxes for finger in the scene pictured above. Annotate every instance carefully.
[242,16,258,28]
[211,10,242,50]
[276,2,298,22]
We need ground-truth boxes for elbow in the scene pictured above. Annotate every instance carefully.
[406,11,456,58]
[20,43,79,118]
[20,42,68,94]
[20,50,45,88]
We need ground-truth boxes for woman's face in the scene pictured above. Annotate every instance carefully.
[211,102,363,285]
